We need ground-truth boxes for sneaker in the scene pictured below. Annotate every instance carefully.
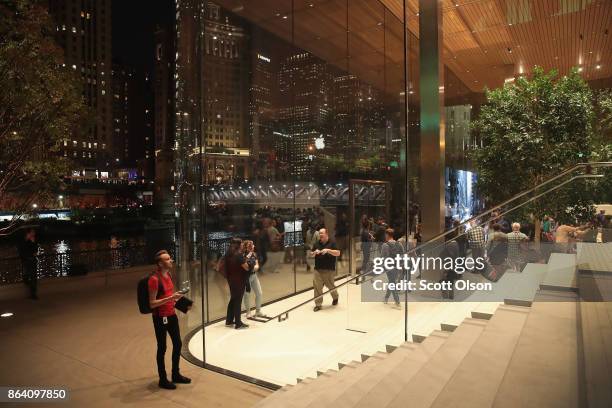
[235,323,249,330]
[255,312,266,318]
[172,373,192,384]
[332,298,339,306]
[159,379,176,390]
[313,306,322,312]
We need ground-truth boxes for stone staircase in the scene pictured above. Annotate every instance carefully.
[252,246,612,408]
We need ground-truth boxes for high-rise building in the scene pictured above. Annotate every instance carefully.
[331,75,386,165]
[277,52,331,178]
[153,27,175,205]
[111,63,133,166]
[48,0,112,174]
[249,45,276,180]
[134,73,155,180]
[201,2,251,183]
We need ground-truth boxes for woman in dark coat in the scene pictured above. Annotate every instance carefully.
[223,238,250,329]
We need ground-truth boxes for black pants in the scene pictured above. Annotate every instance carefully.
[226,284,246,327]
[258,249,268,271]
[22,262,37,298]
[152,314,182,381]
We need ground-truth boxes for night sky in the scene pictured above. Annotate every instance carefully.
[112,0,174,74]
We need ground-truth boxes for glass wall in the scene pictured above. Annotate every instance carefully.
[174,0,409,372]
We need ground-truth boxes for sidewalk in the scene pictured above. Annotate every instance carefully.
[0,266,271,408]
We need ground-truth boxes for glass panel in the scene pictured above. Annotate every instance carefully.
[174,0,205,367]
[175,0,410,385]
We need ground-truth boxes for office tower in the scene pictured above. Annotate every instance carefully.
[135,73,155,181]
[111,63,132,166]
[48,0,112,174]
[153,27,175,205]
[201,2,251,183]
[277,52,331,178]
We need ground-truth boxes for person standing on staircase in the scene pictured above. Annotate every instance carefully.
[506,223,529,272]
[311,228,341,312]
[382,228,403,306]
[466,221,486,272]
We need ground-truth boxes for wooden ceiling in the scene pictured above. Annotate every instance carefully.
[216,0,611,96]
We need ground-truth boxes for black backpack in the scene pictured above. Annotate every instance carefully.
[137,273,165,314]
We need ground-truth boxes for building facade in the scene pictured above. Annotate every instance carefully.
[48,0,112,174]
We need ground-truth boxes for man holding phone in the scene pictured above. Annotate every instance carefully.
[310,228,341,312]
[148,250,191,390]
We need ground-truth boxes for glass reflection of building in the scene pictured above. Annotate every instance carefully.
[173,0,408,369]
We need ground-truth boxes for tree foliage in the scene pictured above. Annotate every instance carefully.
[0,0,90,234]
[471,67,610,227]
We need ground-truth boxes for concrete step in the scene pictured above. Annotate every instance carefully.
[382,318,488,408]
[263,352,389,408]
[429,305,530,408]
[577,242,612,273]
[330,330,452,408]
[298,343,417,408]
[296,352,391,407]
[296,347,415,408]
[540,253,577,291]
[581,300,612,408]
[492,293,580,408]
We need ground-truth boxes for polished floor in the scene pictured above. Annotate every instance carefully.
[187,250,584,386]
[190,278,509,386]
[0,266,271,408]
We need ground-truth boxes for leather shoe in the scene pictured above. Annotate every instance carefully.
[313,306,321,312]
[172,373,191,384]
[159,379,176,390]
[332,298,339,306]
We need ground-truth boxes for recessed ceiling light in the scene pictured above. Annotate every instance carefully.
[578,67,583,72]
[1,312,14,318]
[282,15,288,19]
[596,65,601,70]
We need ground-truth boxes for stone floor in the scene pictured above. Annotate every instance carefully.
[0,266,271,408]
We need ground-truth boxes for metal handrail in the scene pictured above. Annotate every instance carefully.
[266,161,611,322]
[413,161,611,248]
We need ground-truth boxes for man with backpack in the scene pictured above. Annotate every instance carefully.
[382,228,404,306]
[140,250,191,390]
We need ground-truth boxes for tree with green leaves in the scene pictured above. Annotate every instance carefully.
[0,0,91,235]
[472,67,609,242]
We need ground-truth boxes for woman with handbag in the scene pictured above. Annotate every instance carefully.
[242,240,265,318]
